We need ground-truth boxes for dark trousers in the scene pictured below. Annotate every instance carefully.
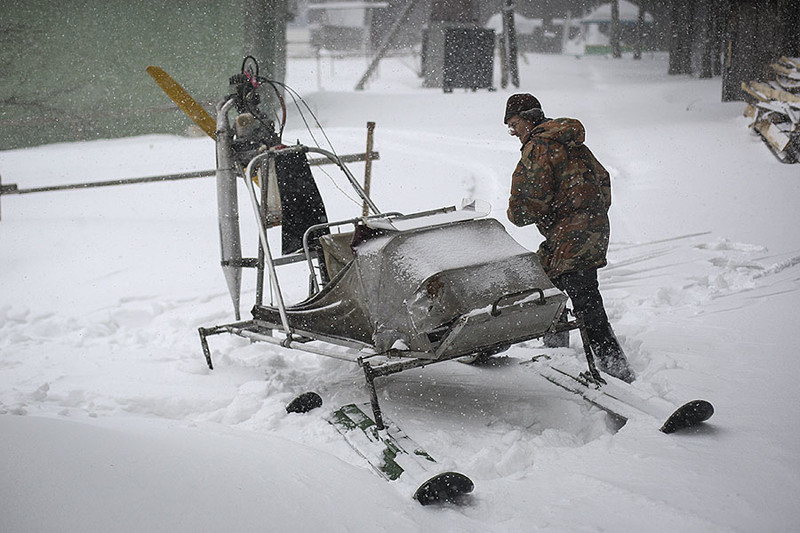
[550,269,633,381]
[551,268,621,351]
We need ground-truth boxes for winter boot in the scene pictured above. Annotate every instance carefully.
[591,340,635,383]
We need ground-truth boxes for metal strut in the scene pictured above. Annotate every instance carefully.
[542,317,606,385]
[198,320,258,370]
[361,360,386,430]
[576,319,606,385]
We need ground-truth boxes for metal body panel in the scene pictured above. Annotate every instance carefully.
[253,216,567,358]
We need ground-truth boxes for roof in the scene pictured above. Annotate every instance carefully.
[581,0,653,24]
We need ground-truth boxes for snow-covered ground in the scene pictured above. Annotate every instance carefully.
[2,52,799,532]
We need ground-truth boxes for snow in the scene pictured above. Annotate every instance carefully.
[485,12,544,34]
[2,52,800,532]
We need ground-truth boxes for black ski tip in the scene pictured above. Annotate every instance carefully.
[414,472,474,506]
[660,400,714,434]
[286,391,323,414]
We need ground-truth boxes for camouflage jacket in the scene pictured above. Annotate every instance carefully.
[507,118,611,278]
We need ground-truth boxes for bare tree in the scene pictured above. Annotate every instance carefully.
[668,0,693,75]
[610,0,621,58]
[722,0,799,101]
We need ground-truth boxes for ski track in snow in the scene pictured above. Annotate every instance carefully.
[605,235,800,316]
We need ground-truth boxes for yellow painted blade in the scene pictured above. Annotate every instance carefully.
[146,66,216,140]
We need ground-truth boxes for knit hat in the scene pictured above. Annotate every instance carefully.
[504,93,543,124]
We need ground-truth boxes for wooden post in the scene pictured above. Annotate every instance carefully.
[362,122,376,217]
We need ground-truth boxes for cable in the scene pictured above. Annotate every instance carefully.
[268,80,339,156]
[239,58,363,209]
[269,80,364,208]
[237,57,286,143]
[262,79,287,140]
[240,58,331,152]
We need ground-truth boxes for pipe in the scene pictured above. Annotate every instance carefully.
[215,98,243,320]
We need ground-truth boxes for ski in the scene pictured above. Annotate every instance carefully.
[328,403,473,505]
[528,356,714,434]
[146,66,217,140]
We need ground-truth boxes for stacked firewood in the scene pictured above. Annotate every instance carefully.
[742,56,800,164]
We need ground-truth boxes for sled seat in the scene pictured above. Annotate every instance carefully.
[319,232,355,280]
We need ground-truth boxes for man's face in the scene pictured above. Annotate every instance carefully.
[507,115,533,143]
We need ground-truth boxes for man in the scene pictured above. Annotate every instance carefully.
[504,93,635,383]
